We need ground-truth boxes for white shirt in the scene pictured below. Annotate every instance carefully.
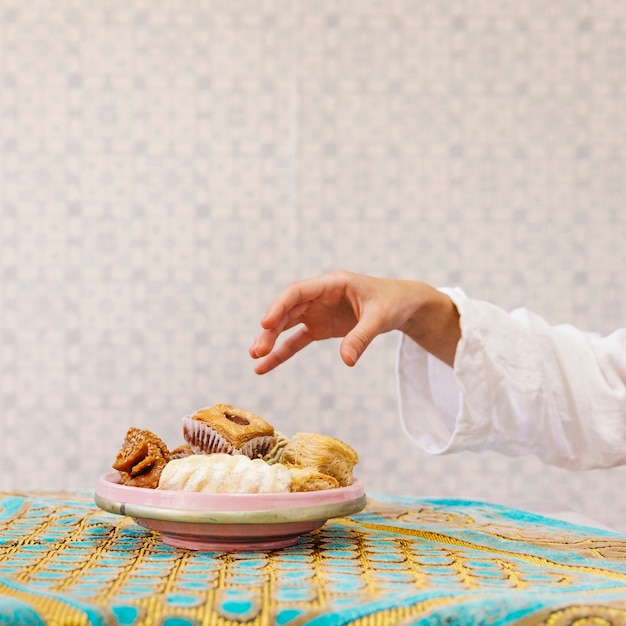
[396,288,626,469]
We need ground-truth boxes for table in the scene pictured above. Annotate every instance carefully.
[1,490,626,625]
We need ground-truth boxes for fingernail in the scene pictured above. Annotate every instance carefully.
[343,345,358,365]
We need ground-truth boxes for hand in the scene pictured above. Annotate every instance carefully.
[249,270,460,374]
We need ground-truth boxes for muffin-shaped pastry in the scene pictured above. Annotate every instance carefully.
[183,404,276,459]
[158,453,291,494]
[112,427,170,489]
[266,432,358,487]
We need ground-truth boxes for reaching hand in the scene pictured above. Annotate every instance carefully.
[249,270,460,374]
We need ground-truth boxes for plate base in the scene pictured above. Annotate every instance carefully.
[161,534,302,551]
[134,517,326,551]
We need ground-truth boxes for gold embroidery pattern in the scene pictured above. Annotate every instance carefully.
[1,491,626,625]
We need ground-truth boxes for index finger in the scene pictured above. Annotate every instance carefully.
[260,275,330,329]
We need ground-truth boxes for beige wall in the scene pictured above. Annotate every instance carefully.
[1,0,625,529]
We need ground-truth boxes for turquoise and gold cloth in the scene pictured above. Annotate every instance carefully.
[1,490,626,625]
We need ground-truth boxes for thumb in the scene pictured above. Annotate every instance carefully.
[339,323,376,366]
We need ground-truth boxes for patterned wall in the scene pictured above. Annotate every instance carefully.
[1,1,625,530]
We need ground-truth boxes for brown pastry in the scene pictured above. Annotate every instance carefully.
[170,443,194,459]
[112,427,170,489]
[182,403,276,458]
[287,466,339,492]
[267,432,358,487]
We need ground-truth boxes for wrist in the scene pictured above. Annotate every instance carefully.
[400,284,460,367]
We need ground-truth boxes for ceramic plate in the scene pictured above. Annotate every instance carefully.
[95,472,367,551]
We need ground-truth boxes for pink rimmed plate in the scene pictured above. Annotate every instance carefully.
[94,472,367,551]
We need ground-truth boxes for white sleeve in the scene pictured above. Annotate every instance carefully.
[396,288,626,469]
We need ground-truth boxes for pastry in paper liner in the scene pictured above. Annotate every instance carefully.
[182,404,276,459]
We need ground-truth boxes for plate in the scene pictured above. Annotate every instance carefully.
[95,472,367,551]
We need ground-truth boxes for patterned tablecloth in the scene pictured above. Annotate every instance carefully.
[1,490,626,625]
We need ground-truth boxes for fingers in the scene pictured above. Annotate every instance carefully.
[249,300,312,359]
[249,328,278,359]
[252,327,314,375]
[253,326,370,373]
[250,274,338,362]
[260,276,328,329]
[251,271,359,373]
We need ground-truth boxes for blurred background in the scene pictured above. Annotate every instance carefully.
[0,0,625,530]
